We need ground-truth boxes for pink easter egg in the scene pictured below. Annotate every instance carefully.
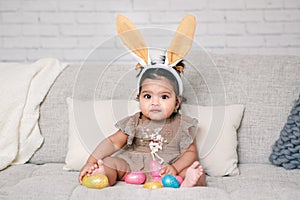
[149,160,162,177]
[125,171,146,185]
[175,175,183,184]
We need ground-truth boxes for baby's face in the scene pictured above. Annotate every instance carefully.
[138,77,180,121]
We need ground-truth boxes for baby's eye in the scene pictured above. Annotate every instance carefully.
[144,94,151,99]
[161,95,169,99]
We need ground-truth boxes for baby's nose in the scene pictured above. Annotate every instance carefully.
[151,96,160,105]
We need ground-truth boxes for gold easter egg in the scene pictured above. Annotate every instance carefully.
[143,181,163,190]
[82,174,109,189]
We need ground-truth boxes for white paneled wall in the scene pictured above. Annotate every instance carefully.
[0,0,299,62]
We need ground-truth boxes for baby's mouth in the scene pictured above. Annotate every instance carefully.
[150,109,162,113]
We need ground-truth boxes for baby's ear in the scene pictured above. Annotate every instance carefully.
[176,96,183,108]
[135,94,140,101]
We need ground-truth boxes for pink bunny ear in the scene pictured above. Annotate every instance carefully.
[116,14,149,66]
[166,14,196,66]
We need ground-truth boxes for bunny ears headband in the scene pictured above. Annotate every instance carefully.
[116,14,196,95]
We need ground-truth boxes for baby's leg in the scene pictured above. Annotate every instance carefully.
[90,157,131,186]
[180,161,206,187]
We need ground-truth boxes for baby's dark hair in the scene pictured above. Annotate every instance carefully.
[139,68,179,95]
[138,56,185,96]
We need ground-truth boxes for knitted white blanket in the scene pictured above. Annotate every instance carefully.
[0,58,68,170]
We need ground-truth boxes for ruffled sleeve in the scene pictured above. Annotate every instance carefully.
[115,112,140,145]
[179,114,198,150]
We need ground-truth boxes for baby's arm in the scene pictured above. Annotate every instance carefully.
[78,130,128,183]
[171,142,198,174]
[91,130,128,160]
[160,142,198,176]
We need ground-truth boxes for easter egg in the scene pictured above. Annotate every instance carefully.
[149,160,162,177]
[143,181,163,190]
[125,171,146,184]
[162,174,180,188]
[82,174,109,189]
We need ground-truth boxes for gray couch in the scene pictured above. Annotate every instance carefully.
[0,53,299,200]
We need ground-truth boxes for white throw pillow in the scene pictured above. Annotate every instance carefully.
[181,104,245,176]
[64,98,244,176]
[63,98,139,171]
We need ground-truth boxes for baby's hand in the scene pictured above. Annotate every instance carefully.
[160,164,178,176]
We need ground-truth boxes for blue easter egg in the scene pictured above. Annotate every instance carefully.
[162,174,180,188]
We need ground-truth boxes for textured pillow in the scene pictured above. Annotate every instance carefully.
[269,95,300,169]
[64,98,245,176]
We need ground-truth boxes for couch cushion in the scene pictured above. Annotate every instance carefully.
[1,163,298,200]
[237,163,300,183]
[233,164,300,200]
[71,185,231,200]
[229,180,299,200]
[0,164,231,200]
[209,55,300,164]
[30,65,77,163]
[0,164,78,200]
[207,163,300,200]
[0,164,39,189]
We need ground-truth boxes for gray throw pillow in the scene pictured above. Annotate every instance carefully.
[269,94,300,169]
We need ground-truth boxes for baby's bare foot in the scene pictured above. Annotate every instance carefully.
[90,160,106,176]
[180,161,204,188]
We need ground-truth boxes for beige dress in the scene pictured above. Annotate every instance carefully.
[114,112,198,172]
